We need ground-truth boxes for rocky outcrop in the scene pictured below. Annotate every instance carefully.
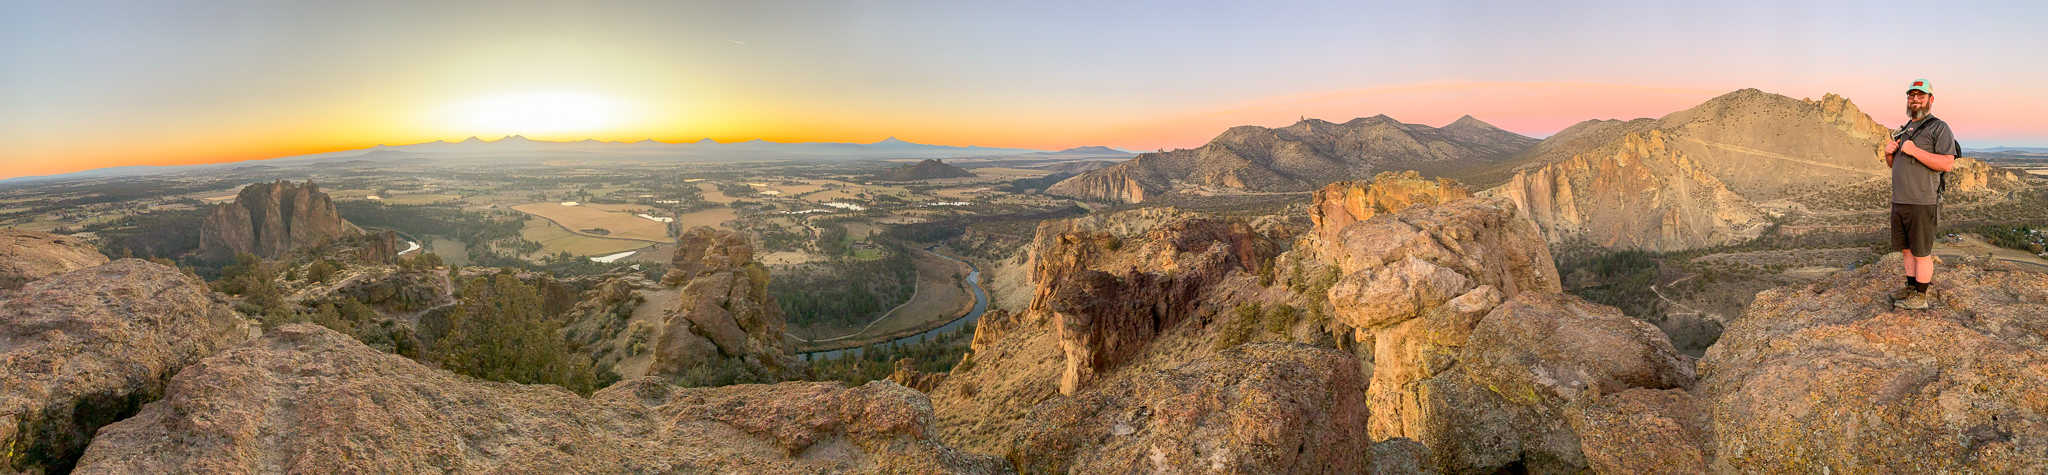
[0,229,108,292]
[73,324,1004,473]
[1043,161,1155,203]
[1485,89,1903,251]
[1027,210,1281,394]
[1308,170,1471,245]
[199,180,353,260]
[1296,174,1714,471]
[1048,114,1535,203]
[1,259,252,473]
[648,226,804,382]
[888,358,946,393]
[1695,255,2048,472]
[1006,343,1404,473]
[1949,156,2028,195]
[877,158,975,181]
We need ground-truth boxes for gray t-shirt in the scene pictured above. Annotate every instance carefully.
[1890,116,1958,205]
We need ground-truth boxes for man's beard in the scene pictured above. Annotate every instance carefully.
[1907,104,1931,121]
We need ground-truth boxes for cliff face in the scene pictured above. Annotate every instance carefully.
[647,226,804,382]
[1047,115,1536,203]
[199,180,353,260]
[1488,129,1770,250]
[1482,89,1902,251]
[0,229,109,292]
[74,324,1003,473]
[1031,213,1280,394]
[1,259,252,473]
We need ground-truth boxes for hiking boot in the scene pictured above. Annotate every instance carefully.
[1893,288,1933,310]
[1888,285,1919,302]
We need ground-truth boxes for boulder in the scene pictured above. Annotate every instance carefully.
[0,259,251,473]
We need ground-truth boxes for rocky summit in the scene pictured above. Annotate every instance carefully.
[1694,254,2048,472]
[199,180,354,260]
[73,324,1002,473]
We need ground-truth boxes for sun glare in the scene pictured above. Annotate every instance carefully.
[436,91,628,136]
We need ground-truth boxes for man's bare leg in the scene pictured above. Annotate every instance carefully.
[1914,255,1934,285]
[1902,249,1919,280]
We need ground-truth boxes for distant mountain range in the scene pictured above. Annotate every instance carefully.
[1045,114,1538,203]
[2,136,1129,184]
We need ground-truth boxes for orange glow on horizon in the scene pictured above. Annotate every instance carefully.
[9,80,2045,180]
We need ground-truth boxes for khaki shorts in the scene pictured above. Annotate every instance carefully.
[1890,203,1939,256]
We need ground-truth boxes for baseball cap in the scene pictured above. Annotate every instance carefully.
[1907,79,1933,95]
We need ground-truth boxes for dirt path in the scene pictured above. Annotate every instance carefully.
[1648,274,1708,318]
[1676,136,1884,176]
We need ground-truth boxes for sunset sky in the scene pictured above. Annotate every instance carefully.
[3,0,2044,180]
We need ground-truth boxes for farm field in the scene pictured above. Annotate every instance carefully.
[518,217,651,257]
[511,202,670,242]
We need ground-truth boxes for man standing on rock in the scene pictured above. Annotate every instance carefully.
[1881,78,1959,310]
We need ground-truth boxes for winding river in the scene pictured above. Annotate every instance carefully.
[800,247,988,361]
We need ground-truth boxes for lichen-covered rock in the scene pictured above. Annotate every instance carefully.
[0,259,252,473]
[1697,256,2048,473]
[1567,388,1712,475]
[73,324,1005,474]
[1460,292,1694,407]
[199,180,353,260]
[0,229,108,292]
[1006,343,1372,473]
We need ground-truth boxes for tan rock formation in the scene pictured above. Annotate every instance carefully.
[646,226,803,382]
[73,324,1004,473]
[0,229,109,291]
[199,180,353,260]
[1489,129,1769,250]
[1,259,252,473]
[1696,255,2048,472]
[1308,170,1472,245]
